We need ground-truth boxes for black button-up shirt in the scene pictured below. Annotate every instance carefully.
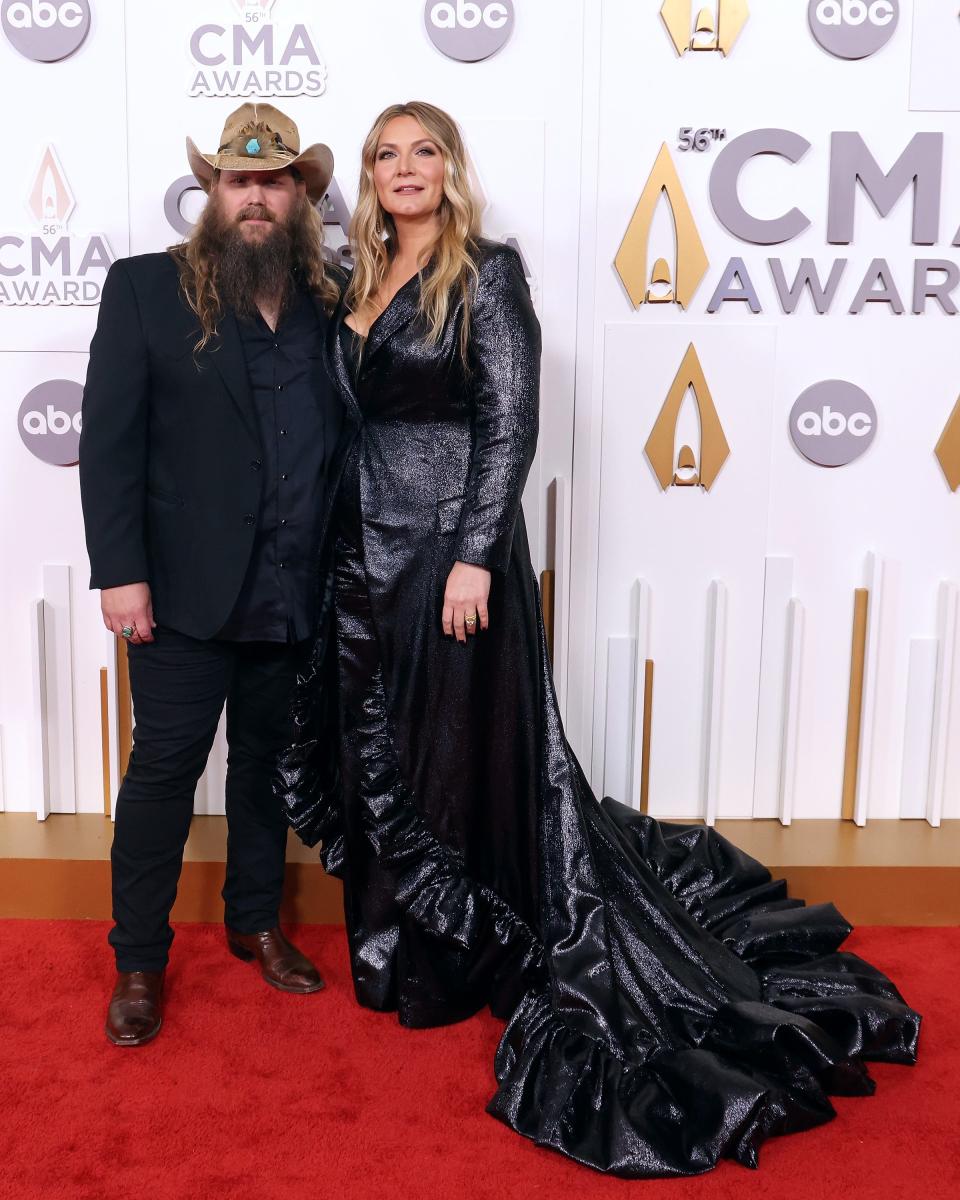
[217,289,328,642]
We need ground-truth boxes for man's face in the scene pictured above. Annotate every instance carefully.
[213,168,304,238]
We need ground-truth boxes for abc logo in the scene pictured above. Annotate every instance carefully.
[789,381,877,468]
[1,0,90,62]
[423,0,514,63]
[18,379,83,466]
[808,0,898,60]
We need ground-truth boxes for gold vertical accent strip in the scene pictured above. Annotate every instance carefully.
[540,569,556,664]
[842,589,869,821]
[639,659,654,815]
[116,637,133,782]
[99,668,111,816]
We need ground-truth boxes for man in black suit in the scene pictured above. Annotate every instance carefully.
[79,103,343,1046]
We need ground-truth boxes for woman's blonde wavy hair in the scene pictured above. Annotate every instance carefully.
[170,168,340,353]
[347,101,483,355]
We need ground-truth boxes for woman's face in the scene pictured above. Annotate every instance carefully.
[373,115,445,222]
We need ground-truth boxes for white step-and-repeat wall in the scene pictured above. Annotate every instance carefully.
[1,0,958,827]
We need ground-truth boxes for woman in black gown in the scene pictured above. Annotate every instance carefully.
[278,101,921,1178]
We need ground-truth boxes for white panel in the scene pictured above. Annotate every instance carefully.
[595,325,774,820]
[30,600,50,821]
[603,636,637,803]
[41,564,77,813]
[628,579,653,810]
[928,582,959,828]
[853,554,885,826]
[0,727,5,811]
[900,638,938,819]
[779,599,805,826]
[910,1,960,111]
[703,580,728,828]
[753,557,794,817]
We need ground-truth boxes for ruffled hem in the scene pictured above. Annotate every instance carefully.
[372,793,920,1175]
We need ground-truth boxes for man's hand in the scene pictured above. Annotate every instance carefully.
[101,582,156,644]
[442,562,491,643]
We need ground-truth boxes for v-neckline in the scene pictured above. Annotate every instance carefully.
[344,268,422,338]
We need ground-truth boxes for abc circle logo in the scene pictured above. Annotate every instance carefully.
[808,0,898,60]
[1,0,90,62]
[424,0,514,62]
[18,380,83,466]
[789,381,877,468]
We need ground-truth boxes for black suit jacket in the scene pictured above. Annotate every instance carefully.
[79,251,343,640]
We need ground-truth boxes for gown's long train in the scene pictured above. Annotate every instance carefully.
[280,517,920,1179]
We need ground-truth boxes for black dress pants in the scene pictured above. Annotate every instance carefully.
[108,626,304,972]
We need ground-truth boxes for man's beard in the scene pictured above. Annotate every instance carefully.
[206,198,301,319]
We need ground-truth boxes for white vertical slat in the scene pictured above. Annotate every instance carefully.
[41,564,77,813]
[900,639,938,819]
[104,629,120,821]
[194,712,228,816]
[702,580,728,827]
[552,475,571,716]
[603,635,637,802]
[753,556,795,817]
[927,582,959,828]
[30,600,51,821]
[778,599,805,826]
[854,553,885,827]
[629,579,652,810]
[0,726,6,811]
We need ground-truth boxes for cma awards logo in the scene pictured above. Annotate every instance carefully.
[616,131,960,318]
[18,379,83,466]
[0,0,89,62]
[423,0,514,62]
[188,0,326,98]
[808,0,898,60]
[660,0,749,56]
[0,145,113,305]
[646,344,729,492]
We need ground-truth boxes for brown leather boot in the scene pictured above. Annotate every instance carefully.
[226,926,325,994]
[105,969,165,1047]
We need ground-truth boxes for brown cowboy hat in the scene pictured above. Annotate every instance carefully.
[186,102,333,203]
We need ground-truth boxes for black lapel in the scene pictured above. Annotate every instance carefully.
[322,291,363,424]
[205,309,262,449]
[364,271,422,361]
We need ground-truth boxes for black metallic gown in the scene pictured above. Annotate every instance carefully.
[278,242,920,1178]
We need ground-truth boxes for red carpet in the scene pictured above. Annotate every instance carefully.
[0,921,956,1200]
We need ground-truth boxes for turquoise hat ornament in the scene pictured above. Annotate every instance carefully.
[186,102,334,203]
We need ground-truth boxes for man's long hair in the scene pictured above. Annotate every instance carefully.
[348,101,483,358]
[169,169,339,352]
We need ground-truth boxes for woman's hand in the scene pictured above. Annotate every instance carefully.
[442,562,491,643]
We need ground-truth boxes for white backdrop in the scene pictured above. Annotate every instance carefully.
[1,0,958,827]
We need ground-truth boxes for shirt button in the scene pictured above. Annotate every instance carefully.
[251,459,262,470]
[280,428,287,436]
[281,473,288,481]
[273,342,279,350]
[243,513,255,526]
[280,518,287,526]
[276,384,283,392]
[279,561,286,569]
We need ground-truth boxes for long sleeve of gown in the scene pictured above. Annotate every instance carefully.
[454,245,541,574]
